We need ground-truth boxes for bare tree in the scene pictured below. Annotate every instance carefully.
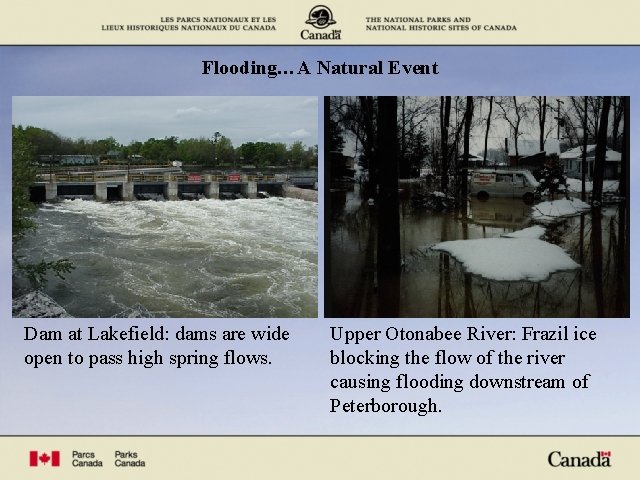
[398,97,439,178]
[329,96,377,193]
[482,96,493,167]
[451,96,472,163]
[581,96,588,201]
[611,96,624,150]
[560,98,580,147]
[592,96,611,205]
[357,96,377,193]
[532,96,548,151]
[619,97,629,198]
[439,96,451,194]
[569,96,603,146]
[496,96,529,162]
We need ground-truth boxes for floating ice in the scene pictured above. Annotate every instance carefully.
[563,178,619,194]
[502,225,545,239]
[531,198,590,223]
[432,237,579,282]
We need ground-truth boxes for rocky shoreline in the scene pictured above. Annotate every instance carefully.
[12,291,72,318]
[12,291,154,318]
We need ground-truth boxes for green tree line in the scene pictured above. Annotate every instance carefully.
[13,125,318,168]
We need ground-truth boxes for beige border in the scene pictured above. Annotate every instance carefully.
[0,0,637,45]
[3,437,637,478]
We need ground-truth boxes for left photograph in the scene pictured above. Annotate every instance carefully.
[12,96,318,318]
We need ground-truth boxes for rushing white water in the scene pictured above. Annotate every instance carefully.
[16,198,318,318]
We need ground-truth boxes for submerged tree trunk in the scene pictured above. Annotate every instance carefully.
[592,96,611,205]
[439,216,452,317]
[376,96,401,316]
[440,96,451,194]
[461,96,474,204]
[462,216,475,317]
[591,208,605,316]
[614,96,629,316]
[376,96,401,275]
[576,214,585,317]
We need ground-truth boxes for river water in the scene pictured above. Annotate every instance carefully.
[329,183,628,318]
[15,198,318,318]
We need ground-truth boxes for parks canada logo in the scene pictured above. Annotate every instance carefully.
[548,450,612,468]
[301,5,341,40]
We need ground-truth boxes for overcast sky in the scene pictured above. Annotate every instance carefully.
[12,96,318,147]
[336,96,575,157]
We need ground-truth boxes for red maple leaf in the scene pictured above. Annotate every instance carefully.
[39,453,51,464]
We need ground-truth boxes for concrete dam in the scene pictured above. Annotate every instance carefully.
[30,171,318,202]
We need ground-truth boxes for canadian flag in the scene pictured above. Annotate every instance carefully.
[29,451,60,467]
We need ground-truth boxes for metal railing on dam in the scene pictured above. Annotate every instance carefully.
[40,173,280,183]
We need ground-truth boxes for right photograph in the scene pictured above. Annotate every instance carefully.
[325,96,629,318]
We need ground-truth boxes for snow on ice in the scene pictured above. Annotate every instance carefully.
[531,198,590,223]
[432,237,579,282]
[502,225,546,239]
[563,178,619,194]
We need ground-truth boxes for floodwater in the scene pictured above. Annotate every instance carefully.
[15,198,318,318]
[328,182,628,318]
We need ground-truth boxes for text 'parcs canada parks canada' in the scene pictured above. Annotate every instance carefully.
[331,326,597,345]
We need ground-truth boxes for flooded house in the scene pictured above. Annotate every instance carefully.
[560,145,621,180]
